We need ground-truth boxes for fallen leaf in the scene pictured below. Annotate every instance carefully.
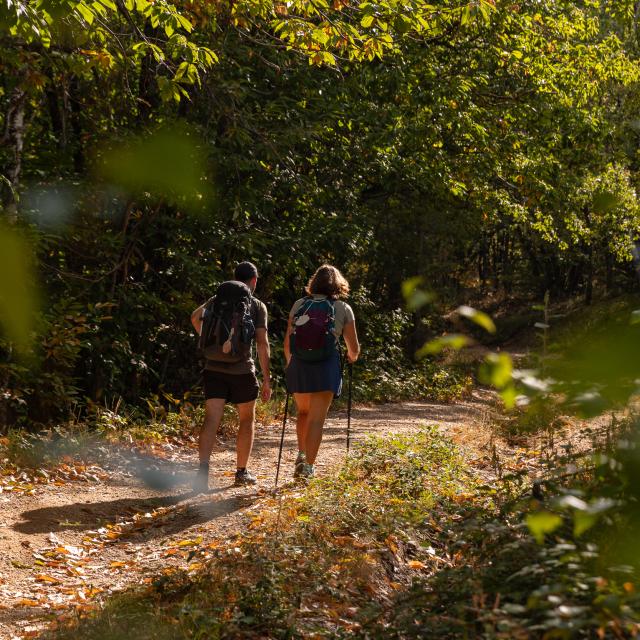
[35,574,61,584]
[176,537,202,547]
[16,599,41,607]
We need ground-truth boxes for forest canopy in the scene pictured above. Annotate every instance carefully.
[1,0,640,423]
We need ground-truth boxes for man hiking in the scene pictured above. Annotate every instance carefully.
[190,261,271,492]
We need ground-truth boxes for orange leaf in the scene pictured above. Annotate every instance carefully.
[35,574,61,584]
[407,560,427,570]
[110,561,126,568]
[17,598,41,607]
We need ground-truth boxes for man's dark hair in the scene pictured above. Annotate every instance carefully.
[234,261,258,283]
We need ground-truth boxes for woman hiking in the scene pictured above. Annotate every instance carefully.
[284,265,360,479]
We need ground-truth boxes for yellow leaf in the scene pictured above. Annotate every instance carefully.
[177,536,202,547]
[110,561,126,568]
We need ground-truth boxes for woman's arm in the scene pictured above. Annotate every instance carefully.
[283,316,293,364]
[342,320,360,363]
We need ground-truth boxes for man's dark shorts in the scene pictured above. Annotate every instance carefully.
[203,370,259,404]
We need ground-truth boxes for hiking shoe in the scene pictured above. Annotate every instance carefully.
[293,451,306,478]
[234,468,257,486]
[192,468,209,494]
[298,462,315,480]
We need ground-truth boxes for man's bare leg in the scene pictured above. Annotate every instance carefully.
[199,398,226,464]
[194,398,225,492]
[236,400,256,469]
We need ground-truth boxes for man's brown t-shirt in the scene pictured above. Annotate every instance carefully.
[203,297,268,375]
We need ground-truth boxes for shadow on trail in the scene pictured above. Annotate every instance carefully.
[13,490,244,540]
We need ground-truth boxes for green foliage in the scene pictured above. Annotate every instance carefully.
[3,0,640,424]
[350,292,472,403]
[374,419,640,639]
[44,417,640,640]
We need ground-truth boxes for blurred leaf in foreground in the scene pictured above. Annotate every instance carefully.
[0,221,37,352]
[402,277,434,312]
[417,334,470,358]
[546,311,640,414]
[457,305,496,334]
[526,510,563,544]
[97,126,213,209]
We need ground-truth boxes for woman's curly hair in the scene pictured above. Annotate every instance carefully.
[305,264,350,299]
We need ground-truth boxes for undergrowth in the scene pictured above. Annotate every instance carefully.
[44,427,472,639]
[43,418,640,640]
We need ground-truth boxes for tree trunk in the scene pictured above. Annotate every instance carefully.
[1,84,27,222]
[137,25,161,123]
[585,245,594,305]
[68,76,85,172]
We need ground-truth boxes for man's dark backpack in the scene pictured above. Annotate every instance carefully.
[198,281,256,363]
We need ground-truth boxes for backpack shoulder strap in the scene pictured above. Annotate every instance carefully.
[294,296,314,316]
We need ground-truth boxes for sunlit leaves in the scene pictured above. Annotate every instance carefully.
[479,353,512,388]
[267,0,497,65]
[1,0,213,97]
[479,352,516,408]
[418,334,470,358]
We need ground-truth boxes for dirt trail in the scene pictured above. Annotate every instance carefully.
[0,392,496,639]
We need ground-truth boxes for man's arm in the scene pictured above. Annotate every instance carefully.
[191,304,205,335]
[255,327,271,402]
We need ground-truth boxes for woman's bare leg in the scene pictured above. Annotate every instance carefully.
[304,391,334,465]
[294,393,311,453]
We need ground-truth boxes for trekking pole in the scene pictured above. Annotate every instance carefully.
[275,391,290,487]
[346,363,353,454]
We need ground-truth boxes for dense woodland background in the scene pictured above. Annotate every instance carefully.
[1,0,640,421]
